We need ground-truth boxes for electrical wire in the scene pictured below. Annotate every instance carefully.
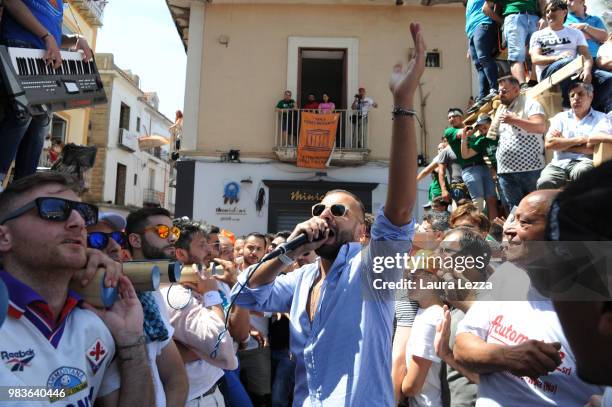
[209,259,266,359]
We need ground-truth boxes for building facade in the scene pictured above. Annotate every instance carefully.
[167,0,471,234]
[83,53,175,216]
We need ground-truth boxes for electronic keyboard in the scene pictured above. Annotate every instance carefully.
[0,45,106,115]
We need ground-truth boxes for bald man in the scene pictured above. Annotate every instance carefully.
[453,190,605,407]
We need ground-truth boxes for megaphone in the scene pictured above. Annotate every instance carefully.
[69,268,118,308]
[178,263,202,284]
[0,279,8,329]
[148,260,183,284]
[122,262,161,292]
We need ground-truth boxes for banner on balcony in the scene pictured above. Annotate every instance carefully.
[297,112,339,169]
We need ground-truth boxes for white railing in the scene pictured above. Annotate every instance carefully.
[274,109,370,150]
[70,0,106,25]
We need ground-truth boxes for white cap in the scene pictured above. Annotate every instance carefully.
[98,212,126,231]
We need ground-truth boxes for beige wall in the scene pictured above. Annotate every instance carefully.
[62,2,100,146]
[195,4,471,161]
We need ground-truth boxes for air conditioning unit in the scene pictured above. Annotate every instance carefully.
[118,128,138,151]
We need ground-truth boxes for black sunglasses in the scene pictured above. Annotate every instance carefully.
[312,203,348,217]
[88,231,127,250]
[0,197,98,226]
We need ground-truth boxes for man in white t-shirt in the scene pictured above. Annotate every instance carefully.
[454,190,605,406]
[126,208,189,406]
[0,172,153,406]
[529,0,592,108]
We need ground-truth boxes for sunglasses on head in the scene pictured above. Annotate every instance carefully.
[140,224,181,239]
[88,231,127,250]
[312,203,348,218]
[0,197,98,226]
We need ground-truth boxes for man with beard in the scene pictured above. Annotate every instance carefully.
[487,76,547,210]
[0,172,153,406]
[126,208,189,407]
[453,190,605,406]
[237,233,272,406]
[230,23,425,406]
[162,220,243,406]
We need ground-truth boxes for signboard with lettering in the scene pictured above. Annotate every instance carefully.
[297,112,339,169]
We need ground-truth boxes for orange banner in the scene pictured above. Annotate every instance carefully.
[297,112,339,169]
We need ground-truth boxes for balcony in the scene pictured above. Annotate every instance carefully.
[273,109,370,166]
[143,188,165,207]
[69,0,106,27]
[118,128,138,152]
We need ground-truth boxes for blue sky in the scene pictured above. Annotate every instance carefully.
[96,0,187,120]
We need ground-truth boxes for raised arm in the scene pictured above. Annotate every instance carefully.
[416,160,438,181]
[460,128,479,159]
[385,23,426,226]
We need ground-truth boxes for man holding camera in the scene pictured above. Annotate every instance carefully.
[445,109,498,220]
[351,87,378,148]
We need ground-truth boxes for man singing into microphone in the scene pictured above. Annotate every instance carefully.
[230,23,425,406]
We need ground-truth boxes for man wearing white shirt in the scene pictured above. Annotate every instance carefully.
[351,87,378,148]
[537,82,606,189]
[529,0,592,108]
[454,190,605,406]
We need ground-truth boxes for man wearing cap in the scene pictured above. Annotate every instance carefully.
[445,108,498,220]
[537,82,606,189]
[351,87,378,148]
[529,0,594,108]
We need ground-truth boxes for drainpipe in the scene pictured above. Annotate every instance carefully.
[418,82,430,160]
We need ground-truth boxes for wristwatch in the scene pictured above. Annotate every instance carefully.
[40,32,52,41]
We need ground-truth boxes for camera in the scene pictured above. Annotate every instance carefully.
[355,94,361,99]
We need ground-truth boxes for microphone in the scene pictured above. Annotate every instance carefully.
[262,231,328,262]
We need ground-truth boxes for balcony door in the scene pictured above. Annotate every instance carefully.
[298,49,347,109]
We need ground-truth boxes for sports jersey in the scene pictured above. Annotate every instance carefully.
[0,271,118,406]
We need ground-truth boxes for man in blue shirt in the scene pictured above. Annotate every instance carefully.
[230,23,426,407]
[565,0,608,58]
[0,0,93,188]
[466,0,501,113]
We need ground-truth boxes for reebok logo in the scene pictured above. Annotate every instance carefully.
[2,349,35,372]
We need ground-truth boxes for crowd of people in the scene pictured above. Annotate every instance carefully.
[275,87,377,147]
[466,0,610,114]
[422,76,611,225]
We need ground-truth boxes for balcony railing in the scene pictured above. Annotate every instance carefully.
[273,109,370,165]
[143,188,164,207]
[69,0,106,26]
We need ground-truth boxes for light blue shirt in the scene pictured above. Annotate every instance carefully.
[465,0,493,39]
[565,12,607,58]
[548,108,607,169]
[230,208,414,406]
